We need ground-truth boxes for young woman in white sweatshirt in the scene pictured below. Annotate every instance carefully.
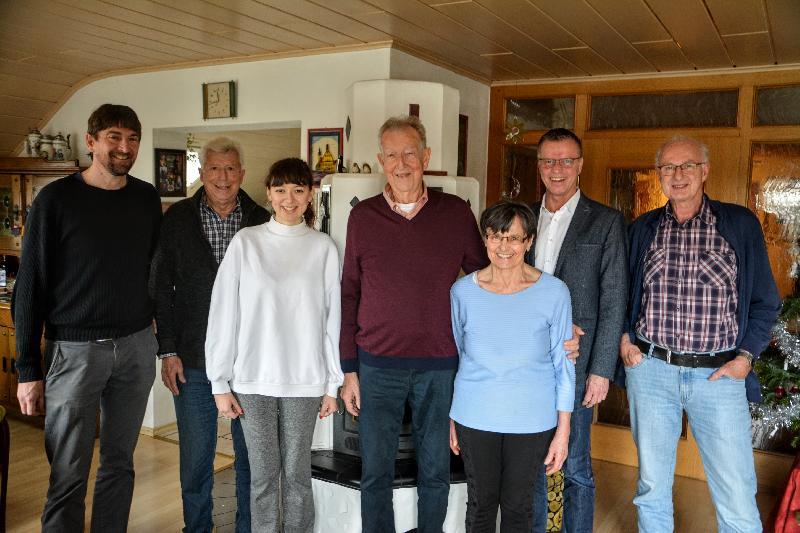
[205,157,343,533]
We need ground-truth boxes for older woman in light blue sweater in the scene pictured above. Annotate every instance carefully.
[449,200,575,532]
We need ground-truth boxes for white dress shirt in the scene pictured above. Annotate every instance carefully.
[535,190,581,274]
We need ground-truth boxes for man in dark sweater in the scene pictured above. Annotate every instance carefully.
[151,137,268,533]
[340,116,488,532]
[13,104,162,532]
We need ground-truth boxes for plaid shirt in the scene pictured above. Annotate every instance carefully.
[636,197,738,353]
[200,193,243,264]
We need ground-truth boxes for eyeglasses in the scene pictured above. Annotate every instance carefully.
[486,233,526,245]
[381,150,422,164]
[537,157,580,169]
[657,161,706,176]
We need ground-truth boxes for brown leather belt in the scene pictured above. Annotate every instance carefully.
[635,339,737,368]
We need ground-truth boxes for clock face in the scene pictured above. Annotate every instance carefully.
[204,81,235,119]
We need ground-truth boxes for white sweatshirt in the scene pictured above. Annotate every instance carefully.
[205,218,344,398]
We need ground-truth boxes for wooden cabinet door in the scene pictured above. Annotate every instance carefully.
[0,327,9,404]
[8,327,17,408]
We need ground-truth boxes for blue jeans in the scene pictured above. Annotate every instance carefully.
[174,367,251,533]
[532,386,595,533]
[625,355,761,533]
[358,363,455,533]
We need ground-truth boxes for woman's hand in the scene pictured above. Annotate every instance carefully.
[214,392,243,419]
[544,412,571,475]
[449,419,460,455]
[319,395,338,419]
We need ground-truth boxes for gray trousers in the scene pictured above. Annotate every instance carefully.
[41,326,157,533]
[236,394,320,533]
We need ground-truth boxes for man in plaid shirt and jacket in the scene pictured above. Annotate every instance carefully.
[151,137,269,533]
[619,135,780,533]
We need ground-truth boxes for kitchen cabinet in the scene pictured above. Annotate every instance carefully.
[0,307,16,411]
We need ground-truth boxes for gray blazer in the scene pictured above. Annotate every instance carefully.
[526,193,628,401]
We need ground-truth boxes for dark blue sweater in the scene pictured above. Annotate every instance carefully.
[624,197,780,402]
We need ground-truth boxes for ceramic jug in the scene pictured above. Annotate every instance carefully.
[38,135,54,160]
[26,129,42,156]
[52,133,70,161]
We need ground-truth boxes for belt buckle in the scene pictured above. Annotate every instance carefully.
[665,349,671,364]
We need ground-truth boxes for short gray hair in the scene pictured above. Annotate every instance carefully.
[199,136,244,168]
[379,115,427,152]
[655,135,710,166]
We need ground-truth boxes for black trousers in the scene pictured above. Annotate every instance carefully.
[456,422,555,533]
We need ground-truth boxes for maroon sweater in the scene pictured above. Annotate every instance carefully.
[340,189,488,372]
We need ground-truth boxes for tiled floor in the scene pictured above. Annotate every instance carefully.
[212,468,240,532]
[157,415,239,531]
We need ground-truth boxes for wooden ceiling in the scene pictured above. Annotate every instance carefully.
[1,0,799,157]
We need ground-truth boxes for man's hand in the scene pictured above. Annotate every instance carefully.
[582,374,609,407]
[709,355,752,381]
[161,356,186,396]
[449,418,460,455]
[214,393,243,419]
[340,372,361,416]
[620,333,643,368]
[564,324,585,363]
[18,380,45,416]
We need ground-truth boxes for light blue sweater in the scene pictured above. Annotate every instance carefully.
[449,272,575,434]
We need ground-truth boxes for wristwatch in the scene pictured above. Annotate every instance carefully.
[157,352,178,360]
[737,349,754,368]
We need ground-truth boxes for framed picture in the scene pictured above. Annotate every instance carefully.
[308,128,343,174]
[154,148,187,198]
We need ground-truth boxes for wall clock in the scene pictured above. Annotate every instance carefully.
[203,81,236,119]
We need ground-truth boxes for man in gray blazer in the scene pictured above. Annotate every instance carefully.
[527,128,628,533]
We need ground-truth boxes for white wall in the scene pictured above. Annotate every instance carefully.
[41,48,392,183]
[389,50,491,208]
[345,80,460,175]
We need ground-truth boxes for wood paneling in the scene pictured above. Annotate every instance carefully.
[707,0,769,34]
[531,0,654,74]
[633,41,694,71]
[475,0,583,50]
[587,0,672,43]
[724,33,776,68]
[766,0,800,63]
[366,0,508,56]
[647,0,732,68]
[431,1,585,77]
[554,48,622,77]
[0,0,796,157]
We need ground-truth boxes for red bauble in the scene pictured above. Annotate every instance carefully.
[775,386,786,399]
[790,385,799,394]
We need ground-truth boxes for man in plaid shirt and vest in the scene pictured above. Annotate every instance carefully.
[619,135,780,532]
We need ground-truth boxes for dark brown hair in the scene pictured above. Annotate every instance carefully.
[87,104,141,138]
[480,200,536,240]
[265,157,315,227]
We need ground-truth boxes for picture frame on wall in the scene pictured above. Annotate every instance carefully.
[308,128,343,174]
[154,148,187,198]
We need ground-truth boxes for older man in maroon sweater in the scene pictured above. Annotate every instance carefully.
[340,116,488,532]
